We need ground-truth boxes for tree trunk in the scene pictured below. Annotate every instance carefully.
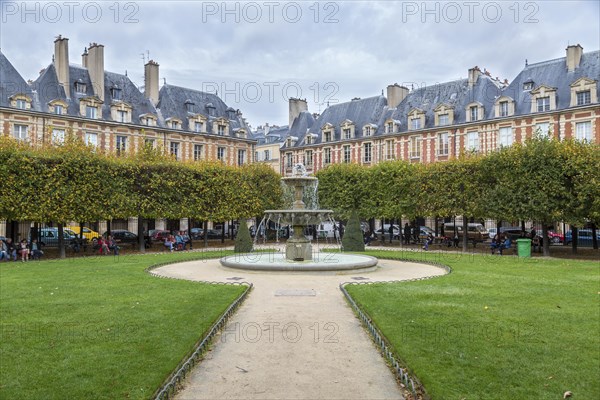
[571,226,578,254]
[221,223,225,244]
[204,220,209,248]
[542,224,550,256]
[58,223,66,259]
[138,216,145,253]
[462,215,468,252]
[592,224,598,250]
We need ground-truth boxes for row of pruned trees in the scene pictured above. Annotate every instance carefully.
[0,136,282,257]
[316,136,600,255]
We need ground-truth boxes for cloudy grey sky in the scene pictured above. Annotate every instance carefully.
[1,0,599,128]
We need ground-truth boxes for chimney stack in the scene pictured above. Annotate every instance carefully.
[87,43,105,101]
[468,66,482,88]
[54,35,70,98]
[386,83,409,109]
[566,44,583,72]
[144,60,160,106]
[289,98,308,127]
[81,47,88,68]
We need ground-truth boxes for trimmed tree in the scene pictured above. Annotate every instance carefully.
[341,211,365,251]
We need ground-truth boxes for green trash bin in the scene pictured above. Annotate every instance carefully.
[516,238,532,257]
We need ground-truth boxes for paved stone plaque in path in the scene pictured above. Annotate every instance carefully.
[274,289,316,296]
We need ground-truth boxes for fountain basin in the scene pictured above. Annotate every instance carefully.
[220,252,378,272]
[264,209,334,226]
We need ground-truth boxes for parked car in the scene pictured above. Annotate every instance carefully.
[547,230,564,244]
[104,230,139,248]
[198,229,226,240]
[565,229,600,246]
[498,227,525,241]
[374,224,401,241]
[488,228,497,238]
[150,230,171,243]
[68,225,100,240]
[443,223,489,243]
[31,227,84,248]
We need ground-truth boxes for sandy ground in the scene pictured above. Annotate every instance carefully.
[152,256,447,400]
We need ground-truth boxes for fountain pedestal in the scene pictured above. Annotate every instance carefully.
[286,225,312,261]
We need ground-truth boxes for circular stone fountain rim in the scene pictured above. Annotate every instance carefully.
[220,253,379,272]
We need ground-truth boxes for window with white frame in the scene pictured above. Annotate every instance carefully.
[386,121,394,133]
[535,123,550,138]
[117,110,128,123]
[411,118,422,130]
[343,128,352,139]
[438,132,449,155]
[217,125,226,136]
[75,81,86,93]
[52,129,65,144]
[324,148,331,164]
[286,152,293,167]
[499,101,509,117]
[237,149,246,166]
[575,121,592,141]
[111,87,122,100]
[86,106,97,119]
[85,132,98,147]
[170,142,180,159]
[305,150,313,166]
[323,131,332,142]
[385,140,394,160]
[363,142,372,163]
[343,145,351,163]
[170,120,180,129]
[364,126,373,136]
[438,114,449,126]
[466,131,479,152]
[54,104,63,115]
[410,136,421,159]
[116,135,127,155]
[217,147,226,161]
[470,106,478,121]
[264,149,271,160]
[576,90,591,106]
[193,144,203,160]
[498,127,513,147]
[537,97,550,112]
[13,124,28,141]
[194,121,203,132]
[16,99,27,109]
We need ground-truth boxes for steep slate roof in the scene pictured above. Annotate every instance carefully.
[33,63,157,121]
[502,50,600,115]
[157,84,250,134]
[284,96,386,148]
[0,51,36,108]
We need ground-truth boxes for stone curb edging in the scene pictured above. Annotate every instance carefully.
[340,257,452,400]
[145,259,253,400]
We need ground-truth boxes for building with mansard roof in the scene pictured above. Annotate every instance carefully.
[0,36,256,236]
[280,45,599,176]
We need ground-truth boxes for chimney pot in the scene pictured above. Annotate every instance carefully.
[566,44,583,72]
[144,60,160,106]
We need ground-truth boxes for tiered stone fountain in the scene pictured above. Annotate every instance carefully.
[220,164,378,271]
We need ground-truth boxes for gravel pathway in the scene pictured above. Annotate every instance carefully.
[152,256,447,400]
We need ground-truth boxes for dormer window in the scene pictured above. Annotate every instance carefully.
[305,135,314,145]
[523,80,534,91]
[434,104,454,127]
[236,129,247,138]
[185,100,195,113]
[140,114,157,126]
[110,87,122,100]
[10,94,32,110]
[537,97,550,112]
[408,109,425,131]
[499,102,508,117]
[321,123,334,142]
[470,106,478,121]
[75,80,86,94]
[54,104,63,114]
[494,96,515,118]
[324,131,332,142]
[86,106,97,119]
[49,99,67,115]
[466,102,484,122]
[217,125,226,135]
[194,121,203,132]
[363,125,373,136]
[166,118,182,129]
[438,114,449,126]
[577,90,591,106]
[343,128,352,139]
[411,118,421,130]
[206,103,216,117]
[386,121,394,133]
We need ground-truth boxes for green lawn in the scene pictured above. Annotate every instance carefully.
[0,251,244,400]
[346,250,600,400]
